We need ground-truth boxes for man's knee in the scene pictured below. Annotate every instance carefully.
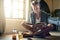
[47,24,54,30]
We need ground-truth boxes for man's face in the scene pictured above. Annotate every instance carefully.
[33,5,40,13]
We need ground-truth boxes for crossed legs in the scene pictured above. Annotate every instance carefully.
[22,22,53,37]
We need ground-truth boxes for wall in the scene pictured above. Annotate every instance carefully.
[45,0,53,13]
[53,0,60,10]
[5,19,28,33]
[46,0,60,13]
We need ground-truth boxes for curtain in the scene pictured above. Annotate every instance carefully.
[0,0,5,35]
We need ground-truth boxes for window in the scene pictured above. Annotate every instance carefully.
[4,0,27,19]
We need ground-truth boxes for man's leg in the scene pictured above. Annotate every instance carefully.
[22,23,35,33]
[33,24,53,37]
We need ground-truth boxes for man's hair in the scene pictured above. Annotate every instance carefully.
[31,1,39,6]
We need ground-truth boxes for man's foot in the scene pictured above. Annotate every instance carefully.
[46,33,51,36]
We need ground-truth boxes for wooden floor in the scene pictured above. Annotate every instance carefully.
[0,34,60,40]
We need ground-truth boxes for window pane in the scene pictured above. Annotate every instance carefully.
[12,10,19,18]
[4,0,11,18]
[4,0,24,18]
[19,3,24,11]
[12,0,18,10]
[4,8,11,18]
[19,0,23,2]
[18,0,24,18]
[19,11,23,18]
[12,0,18,18]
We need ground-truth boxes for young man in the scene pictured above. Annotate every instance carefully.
[22,1,53,38]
